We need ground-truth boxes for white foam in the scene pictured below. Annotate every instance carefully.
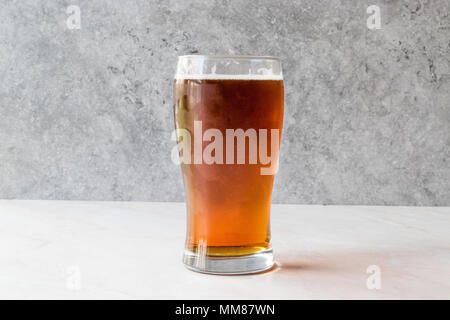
[174,74,283,80]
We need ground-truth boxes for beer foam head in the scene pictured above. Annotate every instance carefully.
[174,74,283,80]
[175,55,283,80]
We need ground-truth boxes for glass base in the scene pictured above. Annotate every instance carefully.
[183,248,274,275]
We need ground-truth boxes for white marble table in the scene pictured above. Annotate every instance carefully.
[0,200,449,299]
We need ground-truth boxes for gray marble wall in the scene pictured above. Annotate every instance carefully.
[0,0,449,205]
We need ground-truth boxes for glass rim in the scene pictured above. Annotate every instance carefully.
[177,54,280,61]
[175,54,283,80]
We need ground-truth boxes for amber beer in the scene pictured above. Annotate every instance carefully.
[173,55,284,274]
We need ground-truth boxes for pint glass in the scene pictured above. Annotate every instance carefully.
[173,55,284,274]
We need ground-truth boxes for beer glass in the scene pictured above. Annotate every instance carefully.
[173,55,284,274]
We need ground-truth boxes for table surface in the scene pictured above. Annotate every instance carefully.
[0,200,449,299]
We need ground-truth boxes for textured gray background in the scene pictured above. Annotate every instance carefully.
[0,0,449,205]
